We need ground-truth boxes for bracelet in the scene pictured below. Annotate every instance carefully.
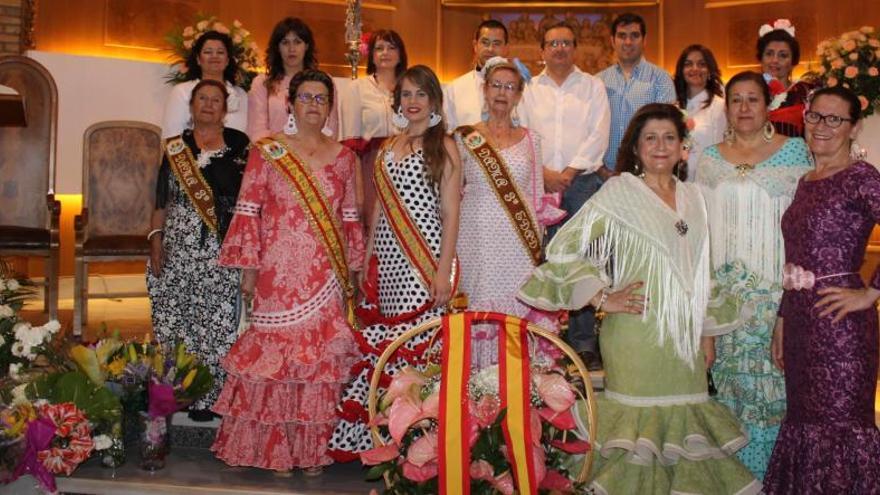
[147,229,163,241]
[594,290,608,321]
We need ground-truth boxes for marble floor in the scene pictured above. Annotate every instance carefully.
[7,449,380,495]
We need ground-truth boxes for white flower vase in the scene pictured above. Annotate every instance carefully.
[861,113,880,167]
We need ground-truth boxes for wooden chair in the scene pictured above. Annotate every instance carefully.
[73,121,162,335]
[0,56,60,319]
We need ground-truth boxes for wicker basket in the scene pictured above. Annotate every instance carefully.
[367,311,598,487]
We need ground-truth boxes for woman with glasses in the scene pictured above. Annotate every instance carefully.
[695,71,811,479]
[454,56,563,368]
[764,86,880,493]
[212,70,364,476]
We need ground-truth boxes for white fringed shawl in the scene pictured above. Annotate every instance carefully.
[546,173,710,366]
[696,139,812,284]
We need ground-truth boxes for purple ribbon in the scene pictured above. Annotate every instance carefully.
[11,417,57,494]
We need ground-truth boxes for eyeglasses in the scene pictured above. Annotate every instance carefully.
[488,81,518,93]
[294,92,330,106]
[804,110,853,128]
[546,39,574,49]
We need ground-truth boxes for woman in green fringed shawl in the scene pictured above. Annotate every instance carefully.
[519,103,760,495]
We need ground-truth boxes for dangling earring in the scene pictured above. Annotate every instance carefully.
[511,107,521,128]
[723,125,735,145]
[428,111,443,128]
[283,113,298,135]
[763,120,776,142]
[480,100,489,122]
[392,106,410,129]
[850,140,867,161]
[321,119,334,137]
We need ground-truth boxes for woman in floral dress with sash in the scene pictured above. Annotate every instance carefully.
[328,65,463,460]
[696,71,811,479]
[212,70,364,474]
[455,57,564,368]
[148,80,249,418]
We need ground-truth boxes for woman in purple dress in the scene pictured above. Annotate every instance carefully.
[766,85,880,493]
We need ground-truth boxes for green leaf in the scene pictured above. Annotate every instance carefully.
[365,462,393,481]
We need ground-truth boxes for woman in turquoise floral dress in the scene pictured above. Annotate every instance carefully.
[696,71,811,479]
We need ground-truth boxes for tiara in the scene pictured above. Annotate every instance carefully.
[481,56,531,82]
[759,19,795,38]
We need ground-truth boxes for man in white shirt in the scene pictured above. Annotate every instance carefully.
[519,21,611,370]
[443,19,509,130]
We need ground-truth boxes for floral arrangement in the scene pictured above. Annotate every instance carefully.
[815,26,880,117]
[1,400,94,493]
[69,336,213,418]
[165,14,261,91]
[360,364,590,494]
[0,276,61,381]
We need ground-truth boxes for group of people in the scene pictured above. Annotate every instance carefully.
[144,10,880,494]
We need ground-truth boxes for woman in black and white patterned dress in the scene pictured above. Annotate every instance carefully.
[328,66,462,459]
[147,80,249,419]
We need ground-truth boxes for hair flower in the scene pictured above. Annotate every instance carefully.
[759,19,796,38]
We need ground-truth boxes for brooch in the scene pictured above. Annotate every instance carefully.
[675,219,689,236]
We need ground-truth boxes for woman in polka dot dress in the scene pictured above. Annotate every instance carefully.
[328,65,463,460]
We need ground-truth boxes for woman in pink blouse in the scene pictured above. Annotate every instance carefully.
[247,18,339,140]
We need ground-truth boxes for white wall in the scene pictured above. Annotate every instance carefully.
[27,51,171,194]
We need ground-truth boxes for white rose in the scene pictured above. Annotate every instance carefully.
[43,320,61,335]
[93,434,113,451]
[233,19,243,29]
[0,279,6,291]
[6,280,19,291]
[8,363,21,380]
[0,334,5,347]
[0,304,13,318]
[11,341,25,357]
[196,20,209,31]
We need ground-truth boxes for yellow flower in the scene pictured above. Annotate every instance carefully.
[107,357,126,377]
[152,351,165,375]
[182,369,197,390]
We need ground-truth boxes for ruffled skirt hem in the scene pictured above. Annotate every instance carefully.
[211,414,336,470]
[764,420,880,494]
[590,393,759,494]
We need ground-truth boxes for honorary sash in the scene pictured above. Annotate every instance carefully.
[457,126,543,266]
[164,136,218,233]
[256,138,358,328]
[438,312,537,495]
[373,143,461,296]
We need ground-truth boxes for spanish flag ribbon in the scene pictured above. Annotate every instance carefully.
[439,312,471,495]
[499,314,537,495]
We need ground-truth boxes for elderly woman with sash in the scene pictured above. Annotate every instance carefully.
[455,56,564,368]
[148,79,249,420]
[329,65,463,460]
[520,104,759,494]
[211,70,364,475]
